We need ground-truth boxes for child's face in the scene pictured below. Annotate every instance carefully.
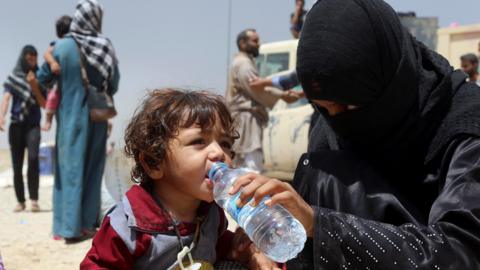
[160,120,234,203]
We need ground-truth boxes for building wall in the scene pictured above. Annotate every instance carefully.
[437,24,480,68]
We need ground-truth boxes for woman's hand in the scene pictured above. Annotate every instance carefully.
[26,71,36,84]
[229,173,314,237]
[26,72,46,108]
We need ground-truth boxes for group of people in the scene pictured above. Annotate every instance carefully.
[3,0,480,269]
[226,0,307,173]
[1,0,120,243]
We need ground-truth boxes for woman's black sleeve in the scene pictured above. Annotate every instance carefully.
[311,138,480,269]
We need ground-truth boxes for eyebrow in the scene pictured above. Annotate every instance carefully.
[178,127,202,136]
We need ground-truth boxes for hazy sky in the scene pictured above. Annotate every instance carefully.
[0,0,478,149]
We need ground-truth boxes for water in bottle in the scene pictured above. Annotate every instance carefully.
[208,162,306,263]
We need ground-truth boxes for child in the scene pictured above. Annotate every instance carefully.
[81,89,277,269]
[42,15,72,131]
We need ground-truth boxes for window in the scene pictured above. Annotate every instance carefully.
[257,53,290,78]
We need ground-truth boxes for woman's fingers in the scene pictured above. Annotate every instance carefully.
[236,179,265,207]
[250,179,290,206]
[267,190,315,237]
[229,173,257,195]
[230,173,282,207]
[228,173,254,195]
[229,173,315,235]
[264,190,296,207]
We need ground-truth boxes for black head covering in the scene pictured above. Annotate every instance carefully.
[13,45,38,77]
[297,0,480,168]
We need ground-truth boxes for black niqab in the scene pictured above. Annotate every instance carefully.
[297,0,480,169]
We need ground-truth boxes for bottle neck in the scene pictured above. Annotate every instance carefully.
[211,168,226,183]
[209,162,229,182]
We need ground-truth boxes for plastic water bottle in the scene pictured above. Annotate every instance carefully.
[208,162,307,263]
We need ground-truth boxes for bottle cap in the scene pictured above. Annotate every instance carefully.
[208,162,229,180]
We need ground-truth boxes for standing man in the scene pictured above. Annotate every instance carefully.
[460,53,480,86]
[291,0,308,39]
[226,29,294,172]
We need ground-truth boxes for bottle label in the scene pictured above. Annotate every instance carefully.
[227,192,269,222]
[227,192,243,220]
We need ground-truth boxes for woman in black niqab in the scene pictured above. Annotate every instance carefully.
[231,0,480,269]
[286,0,480,268]
[297,0,480,169]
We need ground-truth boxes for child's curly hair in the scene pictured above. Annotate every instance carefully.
[124,88,238,183]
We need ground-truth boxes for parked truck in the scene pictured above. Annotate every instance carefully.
[257,40,312,181]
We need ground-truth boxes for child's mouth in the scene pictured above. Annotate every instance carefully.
[205,174,214,189]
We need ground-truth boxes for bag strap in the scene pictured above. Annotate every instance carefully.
[74,42,92,108]
[75,41,110,94]
[75,43,90,91]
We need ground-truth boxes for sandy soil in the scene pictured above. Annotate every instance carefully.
[0,149,11,172]
[0,174,91,270]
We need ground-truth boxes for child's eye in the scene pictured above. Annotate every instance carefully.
[190,138,206,145]
[220,141,232,150]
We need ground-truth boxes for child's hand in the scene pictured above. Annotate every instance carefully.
[26,71,36,84]
[50,62,61,75]
[247,244,281,270]
[229,173,314,237]
[42,121,52,132]
[227,228,253,263]
[228,228,281,270]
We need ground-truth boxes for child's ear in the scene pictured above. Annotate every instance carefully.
[139,153,164,180]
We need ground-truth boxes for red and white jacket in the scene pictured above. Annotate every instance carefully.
[81,185,233,269]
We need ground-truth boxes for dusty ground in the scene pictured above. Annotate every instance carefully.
[0,151,91,270]
[0,149,11,172]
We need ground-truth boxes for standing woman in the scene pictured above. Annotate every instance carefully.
[0,45,42,213]
[36,0,120,242]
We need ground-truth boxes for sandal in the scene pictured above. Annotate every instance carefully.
[13,202,26,212]
[31,201,40,212]
[65,234,92,245]
[65,229,97,245]
[81,228,97,238]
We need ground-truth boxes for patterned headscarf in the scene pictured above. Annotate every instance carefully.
[70,0,117,91]
[3,45,39,122]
